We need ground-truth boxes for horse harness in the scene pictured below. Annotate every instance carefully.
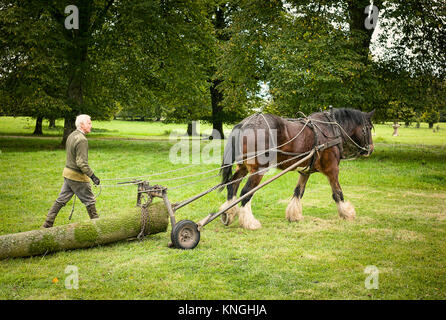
[285,110,343,173]
[239,110,370,174]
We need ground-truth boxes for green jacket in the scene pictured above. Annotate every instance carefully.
[62,130,93,182]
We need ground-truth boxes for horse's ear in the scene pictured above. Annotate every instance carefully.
[366,109,376,119]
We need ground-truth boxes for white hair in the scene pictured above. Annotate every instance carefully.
[75,114,91,129]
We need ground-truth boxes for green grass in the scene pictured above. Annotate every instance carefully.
[0,116,233,139]
[0,117,445,299]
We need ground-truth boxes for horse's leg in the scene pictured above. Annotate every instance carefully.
[238,171,263,230]
[325,166,356,220]
[286,173,310,222]
[219,164,248,225]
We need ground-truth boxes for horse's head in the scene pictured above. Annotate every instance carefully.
[351,110,375,157]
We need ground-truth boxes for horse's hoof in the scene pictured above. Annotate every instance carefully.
[337,201,356,220]
[219,200,238,226]
[238,202,262,230]
[286,197,303,222]
[287,216,303,222]
[239,217,262,230]
[245,220,262,230]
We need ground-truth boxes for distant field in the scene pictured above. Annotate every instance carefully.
[0,117,232,139]
[0,116,445,144]
[0,116,445,299]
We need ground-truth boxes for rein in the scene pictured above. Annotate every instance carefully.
[96,111,371,191]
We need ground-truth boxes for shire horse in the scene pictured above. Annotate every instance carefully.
[219,108,375,230]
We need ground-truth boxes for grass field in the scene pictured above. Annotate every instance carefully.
[0,117,445,299]
[0,116,227,139]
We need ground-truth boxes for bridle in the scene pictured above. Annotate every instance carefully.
[313,112,373,158]
[357,120,374,155]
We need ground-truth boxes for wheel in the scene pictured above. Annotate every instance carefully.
[170,220,200,249]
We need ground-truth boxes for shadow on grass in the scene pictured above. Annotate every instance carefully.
[371,145,446,164]
[0,137,175,153]
[0,138,63,152]
[2,138,446,169]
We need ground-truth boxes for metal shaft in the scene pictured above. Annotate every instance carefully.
[196,149,315,229]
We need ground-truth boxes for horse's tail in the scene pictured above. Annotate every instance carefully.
[220,123,242,189]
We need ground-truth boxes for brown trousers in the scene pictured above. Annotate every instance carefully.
[55,178,96,207]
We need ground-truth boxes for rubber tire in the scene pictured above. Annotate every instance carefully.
[170,220,200,250]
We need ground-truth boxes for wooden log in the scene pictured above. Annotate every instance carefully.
[0,202,169,259]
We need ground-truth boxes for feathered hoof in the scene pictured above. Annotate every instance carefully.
[238,201,262,230]
[219,198,239,226]
[337,201,356,220]
[286,197,303,222]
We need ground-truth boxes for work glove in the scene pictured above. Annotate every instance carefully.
[90,173,100,185]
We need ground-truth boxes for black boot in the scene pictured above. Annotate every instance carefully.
[86,204,99,219]
[42,201,64,228]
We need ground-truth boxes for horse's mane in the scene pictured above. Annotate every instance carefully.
[331,108,367,128]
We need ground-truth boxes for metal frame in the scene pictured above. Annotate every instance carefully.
[132,148,316,239]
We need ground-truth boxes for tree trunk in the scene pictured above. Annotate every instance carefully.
[0,202,168,260]
[212,121,224,140]
[187,121,198,136]
[347,0,382,63]
[49,118,56,128]
[429,122,434,129]
[33,116,43,135]
[61,115,76,147]
[392,122,400,136]
[60,1,90,147]
[207,6,228,140]
[210,79,224,139]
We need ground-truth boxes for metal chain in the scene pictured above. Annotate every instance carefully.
[137,194,153,240]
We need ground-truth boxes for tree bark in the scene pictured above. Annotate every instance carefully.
[347,0,382,62]
[210,79,224,139]
[33,116,43,135]
[392,122,400,136]
[60,1,92,147]
[187,121,198,136]
[0,202,168,259]
[207,5,229,140]
[61,115,76,147]
[49,118,56,128]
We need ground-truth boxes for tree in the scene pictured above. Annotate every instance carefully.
[0,2,69,133]
[257,1,380,115]
[217,0,284,116]
[1,1,214,144]
[0,1,122,144]
[113,0,214,136]
[372,0,446,121]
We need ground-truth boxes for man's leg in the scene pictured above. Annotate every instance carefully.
[42,179,74,228]
[66,179,99,219]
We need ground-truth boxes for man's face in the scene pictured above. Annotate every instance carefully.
[81,118,92,134]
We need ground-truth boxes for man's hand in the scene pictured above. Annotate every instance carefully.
[90,173,100,185]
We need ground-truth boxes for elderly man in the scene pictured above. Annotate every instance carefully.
[42,114,101,228]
